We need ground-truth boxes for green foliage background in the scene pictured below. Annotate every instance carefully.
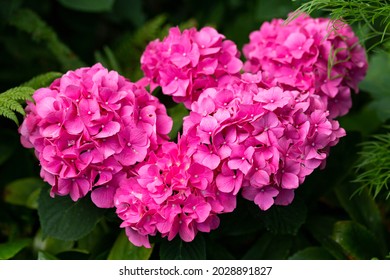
[0,0,390,260]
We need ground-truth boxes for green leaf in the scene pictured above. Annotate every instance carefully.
[255,0,295,21]
[305,215,347,260]
[4,178,46,209]
[167,103,188,139]
[113,15,168,80]
[299,133,361,200]
[205,239,235,260]
[33,230,75,255]
[0,239,31,260]
[259,198,307,235]
[289,247,335,260]
[332,221,384,259]
[0,0,22,24]
[8,9,84,71]
[56,249,90,260]
[242,233,292,260]
[58,0,115,13]
[360,52,390,100]
[77,221,115,257]
[160,234,206,260]
[95,46,122,73]
[339,106,382,136]
[113,0,145,27]
[335,183,385,247]
[37,251,58,260]
[360,52,390,122]
[38,189,106,241]
[22,72,62,89]
[108,231,153,260]
[218,198,264,236]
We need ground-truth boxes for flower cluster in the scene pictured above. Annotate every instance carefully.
[19,63,172,207]
[140,26,243,108]
[243,14,367,118]
[183,75,345,210]
[114,137,234,248]
[19,13,368,248]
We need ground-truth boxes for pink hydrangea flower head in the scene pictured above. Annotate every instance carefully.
[19,63,172,206]
[141,26,243,108]
[114,136,235,247]
[243,13,368,118]
[183,75,345,211]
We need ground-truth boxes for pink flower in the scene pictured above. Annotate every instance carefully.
[19,63,172,206]
[184,75,346,212]
[243,13,368,118]
[141,26,243,108]
[216,162,243,195]
[114,136,234,247]
[193,144,221,170]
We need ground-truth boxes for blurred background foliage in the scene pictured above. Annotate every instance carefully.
[1,0,390,260]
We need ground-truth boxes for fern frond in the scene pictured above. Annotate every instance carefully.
[354,127,390,199]
[0,106,19,125]
[133,14,168,43]
[0,87,35,101]
[8,8,84,71]
[0,99,26,116]
[22,72,62,89]
[95,46,122,73]
[114,15,169,80]
[0,87,34,125]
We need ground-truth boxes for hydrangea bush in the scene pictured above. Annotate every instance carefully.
[18,14,367,248]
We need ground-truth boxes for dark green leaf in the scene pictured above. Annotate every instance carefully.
[242,233,292,260]
[77,220,116,257]
[339,106,382,136]
[55,249,90,260]
[305,215,347,260]
[108,231,153,260]
[255,0,295,21]
[58,0,115,13]
[9,9,84,71]
[299,133,361,200]
[217,198,264,236]
[160,234,206,260]
[360,52,390,100]
[0,239,31,260]
[33,230,74,255]
[335,183,385,247]
[113,0,145,27]
[259,198,307,235]
[205,239,235,260]
[0,0,22,24]
[167,103,188,139]
[332,221,384,259]
[4,178,45,209]
[360,52,390,122]
[289,247,335,260]
[95,46,122,73]
[38,189,106,241]
[37,251,58,260]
